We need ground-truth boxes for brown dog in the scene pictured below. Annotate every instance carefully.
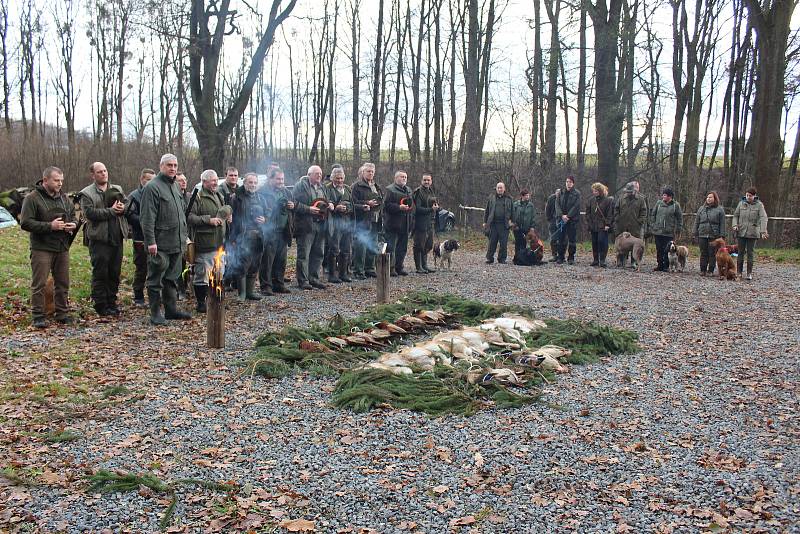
[710,238,737,280]
[614,232,645,271]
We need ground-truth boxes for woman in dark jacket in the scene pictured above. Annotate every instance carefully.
[693,191,726,276]
[585,182,614,268]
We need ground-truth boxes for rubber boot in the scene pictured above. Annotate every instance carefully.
[133,290,146,307]
[421,252,435,273]
[338,255,352,282]
[245,276,262,300]
[327,256,341,283]
[414,250,425,274]
[163,283,191,320]
[194,285,208,313]
[148,289,166,326]
[238,276,248,301]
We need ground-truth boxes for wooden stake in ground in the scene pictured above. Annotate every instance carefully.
[207,247,226,348]
[376,246,390,304]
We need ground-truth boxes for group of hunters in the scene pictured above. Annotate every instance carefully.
[19,158,770,329]
[484,175,769,275]
[18,156,442,328]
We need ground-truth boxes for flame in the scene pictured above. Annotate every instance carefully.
[208,246,226,297]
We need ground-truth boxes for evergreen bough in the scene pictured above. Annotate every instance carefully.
[243,291,639,416]
[86,469,235,530]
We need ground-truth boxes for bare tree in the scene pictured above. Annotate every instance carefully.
[742,0,798,213]
[345,0,362,163]
[50,0,79,153]
[0,0,10,134]
[586,0,625,190]
[525,0,543,166]
[188,0,297,171]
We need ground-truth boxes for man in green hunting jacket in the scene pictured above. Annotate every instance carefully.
[20,166,77,328]
[412,173,438,274]
[325,167,354,283]
[351,162,383,279]
[293,165,332,290]
[259,167,294,294]
[383,170,414,276]
[483,182,514,264]
[187,169,228,312]
[79,161,129,317]
[512,189,536,263]
[139,153,191,325]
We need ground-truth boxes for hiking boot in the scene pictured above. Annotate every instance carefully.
[365,271,377,278]
[32,317,48,329]
[390,269,398,277]
[273,284,291,294]
[353,273,366,280]
[396,268,409,276]
[299,282,313,290]
[55,315,75,325]
[590,260,599,267]
[133,291,146,307]
[310,280,327,289]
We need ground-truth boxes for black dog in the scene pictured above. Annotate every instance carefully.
[433,239,460,271]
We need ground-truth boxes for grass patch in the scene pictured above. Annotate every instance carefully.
[0,226,136,328]
[101,385,130,398]
[43,429,81,443]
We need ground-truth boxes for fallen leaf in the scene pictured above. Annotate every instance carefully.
[432,485,449,495]
[450,515,476,526]
[279,518,316,532]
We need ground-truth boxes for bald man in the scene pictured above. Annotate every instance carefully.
[79,162,129,316]
[292,165,333,289]
[483,182,513,264]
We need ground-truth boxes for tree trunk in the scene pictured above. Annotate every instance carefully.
[348,0,361,164]
[576,4,586,172]
[368,0,386,163]
[543,0,560,171]
[588,0,625,191]
[743,0,796,213]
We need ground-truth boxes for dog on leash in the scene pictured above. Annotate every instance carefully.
[614,232,645,271]
[668,241,689,272]
[710,238,737,280]
[433,239,460,271]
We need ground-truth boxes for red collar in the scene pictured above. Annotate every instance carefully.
[719,246,729,254]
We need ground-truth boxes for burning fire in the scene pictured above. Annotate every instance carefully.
[208,246,226,297]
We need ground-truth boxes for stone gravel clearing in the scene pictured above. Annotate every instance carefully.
[2,250,799,532]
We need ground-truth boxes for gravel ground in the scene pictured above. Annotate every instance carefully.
[2,249,799,533]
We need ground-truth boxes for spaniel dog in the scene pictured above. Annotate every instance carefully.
[668,241,689,272]
[433,239,460,271]
[710,238,737,281]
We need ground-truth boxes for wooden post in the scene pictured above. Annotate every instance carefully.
[207,289,225,348]
[376,252,391,304]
